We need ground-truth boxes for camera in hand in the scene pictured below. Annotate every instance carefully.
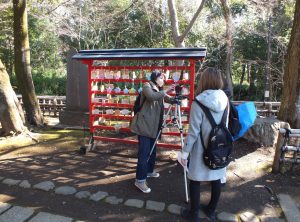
[175,84,183,95]
[172,84,187,104]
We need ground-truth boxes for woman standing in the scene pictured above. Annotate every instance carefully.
[130,70,174,193]
[180,67,229,221]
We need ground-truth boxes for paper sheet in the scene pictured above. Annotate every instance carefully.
[177,151,189,173]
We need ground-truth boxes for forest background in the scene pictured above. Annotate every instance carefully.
[0,0,296,101]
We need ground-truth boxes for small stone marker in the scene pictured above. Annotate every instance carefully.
[2,178,21,186]
[55,186,77,195]
[146,200,165,212]
[105,196,123,205]
[124,199,144,208]
[19,180,31,189]
[0,206,34,222]
[33,181,55,191]
[75,191,91,199]
[28,212,73,222]
[89,191,109,202]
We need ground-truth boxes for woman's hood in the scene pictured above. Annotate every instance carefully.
[195,89,228,113]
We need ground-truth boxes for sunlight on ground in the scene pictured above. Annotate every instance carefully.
[0,128,83,159]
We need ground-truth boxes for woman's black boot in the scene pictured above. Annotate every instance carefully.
[180,207,200,222]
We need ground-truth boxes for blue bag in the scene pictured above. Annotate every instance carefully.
[233,102,257,141]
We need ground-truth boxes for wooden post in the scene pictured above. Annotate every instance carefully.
[53,98,57,117]
[272,133,284,173]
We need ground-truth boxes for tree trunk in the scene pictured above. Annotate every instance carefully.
[0,59,26,136]
[278,0,300,128]
[266,16,273,101]
[168,0,206,47]
[220,0,234,96]
[13,0,44,126]
[238,63,246,100]
[248,64,256,96]
[240,64,246,85]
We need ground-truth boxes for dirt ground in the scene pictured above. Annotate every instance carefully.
[0,127,299,221]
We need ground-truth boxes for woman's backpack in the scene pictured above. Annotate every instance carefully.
[132,92,145,115]
[195,101,233,170]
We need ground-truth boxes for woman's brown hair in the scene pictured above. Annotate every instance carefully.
[195,67,224,96]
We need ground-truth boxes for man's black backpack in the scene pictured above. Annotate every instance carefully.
[195,101,233,170]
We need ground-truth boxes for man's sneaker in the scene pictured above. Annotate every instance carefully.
[147,172,160,178]
[134,181,151,193]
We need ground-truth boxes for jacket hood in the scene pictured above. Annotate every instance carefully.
[196,89,228,113]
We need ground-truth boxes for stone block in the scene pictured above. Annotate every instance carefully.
[55,186,77,195]
[0,206,34,222]
[89,191,108,202]
[240,211,260,222]
[145,200,165,212]
[75,191,91,199]
[243,117,289,146]
[105,196,123,205]
[124,199,144,208]
[2,178,21,186]
[19,180,31,189]
[0,202,11,214]
[33,181,55,191]
[28,212,73,222]
[167,204,181,215]
[217,212,239,222]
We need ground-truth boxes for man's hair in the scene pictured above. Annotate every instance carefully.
[195,67,224,95]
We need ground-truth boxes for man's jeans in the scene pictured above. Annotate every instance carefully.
[136,135,156,182]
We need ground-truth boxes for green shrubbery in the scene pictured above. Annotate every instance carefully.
[10,69,66,96]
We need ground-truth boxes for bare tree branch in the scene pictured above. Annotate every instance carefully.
[179,0,207,42]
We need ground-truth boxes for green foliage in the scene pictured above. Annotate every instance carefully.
[0,0,296,101]
[28,15,64,72]
[10,69,66,95]
[32,70,66,95]
[0,6,14,75]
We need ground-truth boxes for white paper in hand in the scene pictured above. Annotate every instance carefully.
[177,151,189,173]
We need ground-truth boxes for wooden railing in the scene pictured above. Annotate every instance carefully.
[16,95,281,117]
[17,95,66,117]
[232,101,281,117]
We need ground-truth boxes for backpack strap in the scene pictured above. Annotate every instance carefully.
[139,84,156,111]
[221,104,229,126]
[140,93,146,110]
[194,100,217,127]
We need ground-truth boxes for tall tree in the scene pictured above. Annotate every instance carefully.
[0,59,26,136]
[13,0,44,125]
[220,0,234,95]
[168,0,207,47]
[277,0,300,128]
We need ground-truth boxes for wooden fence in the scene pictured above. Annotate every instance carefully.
[17,95,66,117]
[17,95,281,117]
[232,101,281,117]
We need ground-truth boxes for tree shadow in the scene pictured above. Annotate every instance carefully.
[0,139,298,221]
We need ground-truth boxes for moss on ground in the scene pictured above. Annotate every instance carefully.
[0,128,84,159]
